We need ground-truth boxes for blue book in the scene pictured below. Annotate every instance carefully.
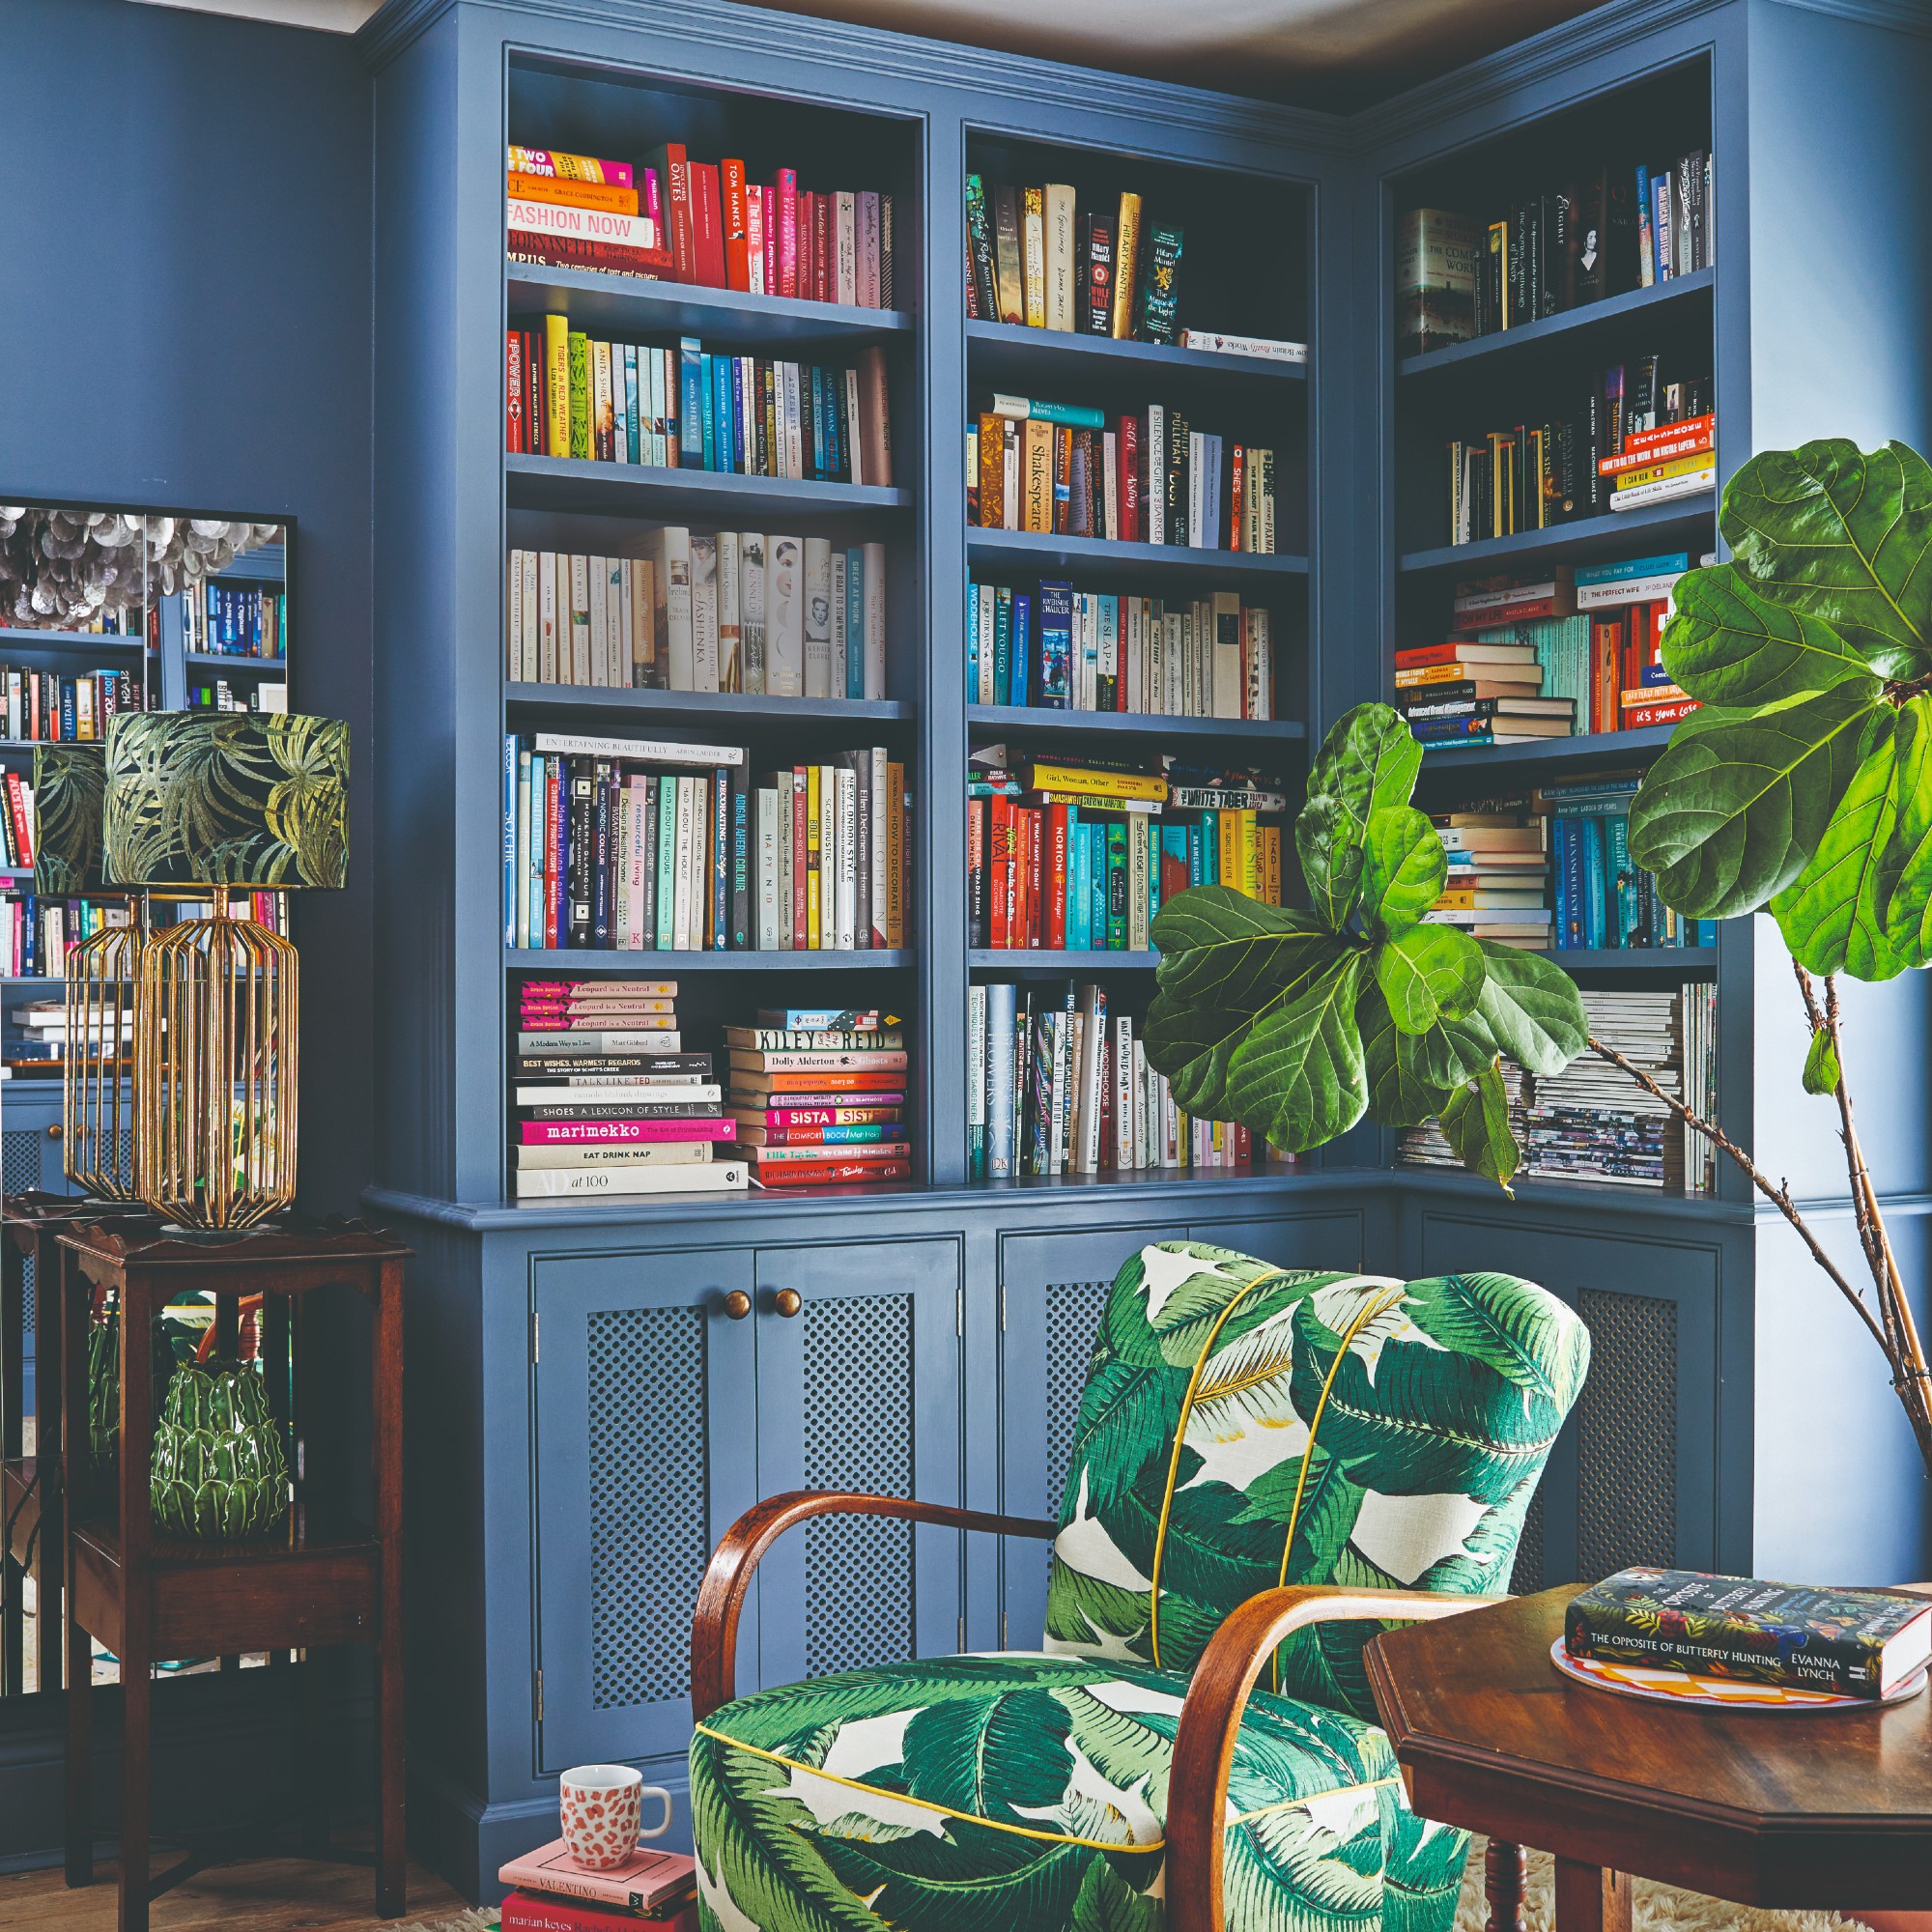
[502,734,518,946]
[1187,819,1205,886]
[1010,593,1032,707]
[1551,817,1572,948]
[720,356,738,471]
[994,587,1011,703]
[1575,551,1690,586]
[1580,818,1606,948]
[1606,813,1636,946]
[846,548,866,699]
[810,366,827,479]
[966,580,980,699]
[1037,582,1073,707]
[678,337,705,466]
[1090,825,1108,947]
[826,366,844,481]
[727,357,746,472]
[698,354,717,470]
[986,980,1017,1177]
[624,347,640,464]
[1067,809,1090,950]
[1202,811,1219,885]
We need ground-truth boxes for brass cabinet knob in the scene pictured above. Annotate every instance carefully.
[723,1290,753,1320]
[47,1122,63,1141]
[773,1288,803,1318]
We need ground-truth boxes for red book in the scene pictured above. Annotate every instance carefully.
[502,1889,696,1932]
[1624,412,1714,456]
[505,329,526,453]
[688,162,727,289]
[646,143,696,281]
[1589,616,1625,733]
[759,184,778,296]
[1450,597,1566,632]
[1160,834,1189,906]
[773,169,799,298]
[1046,804,1069,949]
[506,235,673,278]
[752,1104,904,1126]
[989,796,1010,948]
[790,768,809,942]
[520,1120,736,1146]
[1624,695,1699,728]
[720,158,752,291]
[1118,414,1141,543]
[752,1158,913,1187]
[6,772,33,867]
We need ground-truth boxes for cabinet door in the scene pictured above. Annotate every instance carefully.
[532,1248,758,1773]
[753,1238,962,1690]
[1186,1211,1366,1272]
[998,1224,1168,1650]
[1415,1212,1720,1591]
[3,1088,71,1432]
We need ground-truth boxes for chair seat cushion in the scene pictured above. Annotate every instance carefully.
[689,1650,1467,1932]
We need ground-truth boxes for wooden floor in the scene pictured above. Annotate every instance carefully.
[0,1852,476,1931]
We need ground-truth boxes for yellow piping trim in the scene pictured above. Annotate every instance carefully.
[1269,1286,1409,1691]
[1227,1773,1403,1830]
[1147,1265,1294,1667]
[693,1723,1166,1852]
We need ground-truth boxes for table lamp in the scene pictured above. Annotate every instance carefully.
[103,712,349,1231]
[34,741,141,1201]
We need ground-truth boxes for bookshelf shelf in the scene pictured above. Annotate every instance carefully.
[968,527,1308,585]
[505,682,911,726]
[507,266,914,348]
[1398,496,1714,575]
[185,652,286,671]
[1412,723,1674,775]
[504,948,910,972]
[503,452,912,522]
[966,703,1304,746]
[0,630,144,654]
[1540,947,1716,971]
[970,949,1159,970]
[1396,267,1717,380]
[965,319,1308,390]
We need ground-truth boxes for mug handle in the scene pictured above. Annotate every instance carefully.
[637,1785,674,1841]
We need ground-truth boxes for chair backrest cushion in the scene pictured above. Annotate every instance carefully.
[1042,1242,1589,1719]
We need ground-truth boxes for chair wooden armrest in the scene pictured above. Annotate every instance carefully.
[691,1490,1058,1720]
[1168,1584,1508,1932]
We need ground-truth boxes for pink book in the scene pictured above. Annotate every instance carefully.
[498,1838,695,1915]
[641,166,664,231]
[520,1119,737,1145]
[727,1091,905,1110]
[773,168,799,299]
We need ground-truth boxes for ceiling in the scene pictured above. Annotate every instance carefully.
[133,0,1604,104]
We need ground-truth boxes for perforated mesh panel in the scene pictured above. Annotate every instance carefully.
[586,1306,708,1710]
[1512,1487,1546,1596]
[803,1293,913,1677]
[3,1130,40,1329]
[1577,1288,1677,1583]
[1044,1281,1110,1518]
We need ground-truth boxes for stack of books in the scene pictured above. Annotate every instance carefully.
[514,977,748,1200]
[969,399,1276,552]
[6,996,131,1066]
[506,535,887,699]
[505,322,892,486]
[968,749,1285,952]
[1421,802,1551,947]
[966,578,1273,719]
[1396,638,1575,748]
[1543,771,1717,950]
[1576,551,1702,731]
[726,1008,912,1187]
[1397,1058,1531,1171]
[507,147,668,279]
[497,1835,697,1931]
[970,977,1277,1178]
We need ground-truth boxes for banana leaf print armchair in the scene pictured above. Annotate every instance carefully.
[689,1242,1589,1932]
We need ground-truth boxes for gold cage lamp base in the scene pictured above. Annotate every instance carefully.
[133,884,298,1232]
[62,897,145,1201]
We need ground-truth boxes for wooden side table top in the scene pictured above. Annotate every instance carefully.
[1365,1586,1932,1912]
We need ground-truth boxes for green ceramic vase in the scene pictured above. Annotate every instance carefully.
[150,1358,289,1540]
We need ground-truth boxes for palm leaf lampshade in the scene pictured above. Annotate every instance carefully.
[103,712,349,1231]
[34,743,140,1200]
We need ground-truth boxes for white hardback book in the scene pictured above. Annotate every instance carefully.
[755,786,781,949]
[716,531,742,694]
[803,537,833,698]
[766,535,804,696]
[739,531,767,696]
[640,526,694,690]
[863,541,887,699]
[515,1161,747,1199]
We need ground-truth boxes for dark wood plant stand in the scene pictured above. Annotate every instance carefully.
[1365,1586,1932,1929]
[56,1215,411,1932]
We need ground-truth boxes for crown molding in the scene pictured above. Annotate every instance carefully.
[1765,0,1932,35]
[356,0,1353,160]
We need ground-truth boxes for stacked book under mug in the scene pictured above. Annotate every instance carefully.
[498,1838,696,1931]
[515,976,748,1199]
[726,1007,912,1187]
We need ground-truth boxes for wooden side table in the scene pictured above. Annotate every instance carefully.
[1366,1587,1932,1929]
[57,1215,411,1932]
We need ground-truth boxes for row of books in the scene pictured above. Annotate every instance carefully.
[512,980,748,1199]
[505,535,888,700]
[1401,984,1716,1193]
[1445,372,1712,547]
[726,1009,912,1188]
[0,612,139,637]
[1396,151,1713,355]
[183,582,285,660]
[503,731,910,952]
[0,771,34,868]
[1,895,129,982]
[969,400,1278,553]
[505,143,897,306]
[189,675,287,715]
[1547,773,1716,950]
[504,322,893,486]
[3,666,144,744]
[970,979,1279,1178]
[966,581,1274,720]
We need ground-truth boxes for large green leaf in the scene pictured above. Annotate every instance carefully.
[1062,1355,1182,1513]
[1068,1853,1163,1932]
[1769,709,1909,980]
[1403,1273,1587,1404]
[1296,794,1368,932]
[1358,980,1456,1128]
[1411,1006,1500,1090]
[1472,940,1587,1076]
[1439,1061,1519,1191]
[1721,439,1932,679]
[1307,702,1424,830]
[903,1688,1073,1823]
[1223,952,1369,1152]
[1802,1028,1842,1096]
[1662,564,1877,706]
[1360,806,1447,937]
[1880,694,1932,967]
[1626,678,1882,919]
[1374,923,1483,1035]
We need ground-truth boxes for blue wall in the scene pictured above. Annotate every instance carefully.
[0,0,375,1218]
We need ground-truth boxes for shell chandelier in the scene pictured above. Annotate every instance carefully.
[0,506,280,630]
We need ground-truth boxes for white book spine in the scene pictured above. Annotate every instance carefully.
[690,534,720,693]
[537,553,558,685]
[817,766,837,950]
[1133,1039,1151,1170]
[515,1162,747,1199]
[869,745,889,948]
[740,531,768,696]
[777,776,794,950]
[834,766,858,950]
[716,530,743,694]
[1187,433,1204,549]
[568,554,591,684]
[845,367,864,485]
[627,780,649,949]
[1101,431,1119,543]
[587,554,610,688]
[605,555,626,687]
[828,550,847,697]
[862,541,887,700]
[836,190,858,305]
[1002,429,1019,530]
[978,584,996,703]
[767,536,804,696]
[802,537,833,698]
[507,551,525,679]
[986,981,1016,1178]
[1114,1016,1135,1171]
[672,775,696,951]
[1146,407,1166,545]
[514,750,531,949]
[755,786,780,949]
[653,528,694,690]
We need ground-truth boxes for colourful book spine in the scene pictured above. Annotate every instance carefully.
[567,331,590,459]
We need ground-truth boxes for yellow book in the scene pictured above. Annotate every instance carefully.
[1022,186,1046,328]
[1239,810,1259,898]
[1026,762,1167,802]
[806,765,822,949]
[1610,451,1717,492]
[1111,192,1143,339]
[1216,810,1236,888]
[886,760,906,947]
[1261,824,1282,905]
[1435,889,1478,909]
[567,329,590,459]
[544,314,571,457]
[1044,184,1077,331]
[1022,420,1054,533]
